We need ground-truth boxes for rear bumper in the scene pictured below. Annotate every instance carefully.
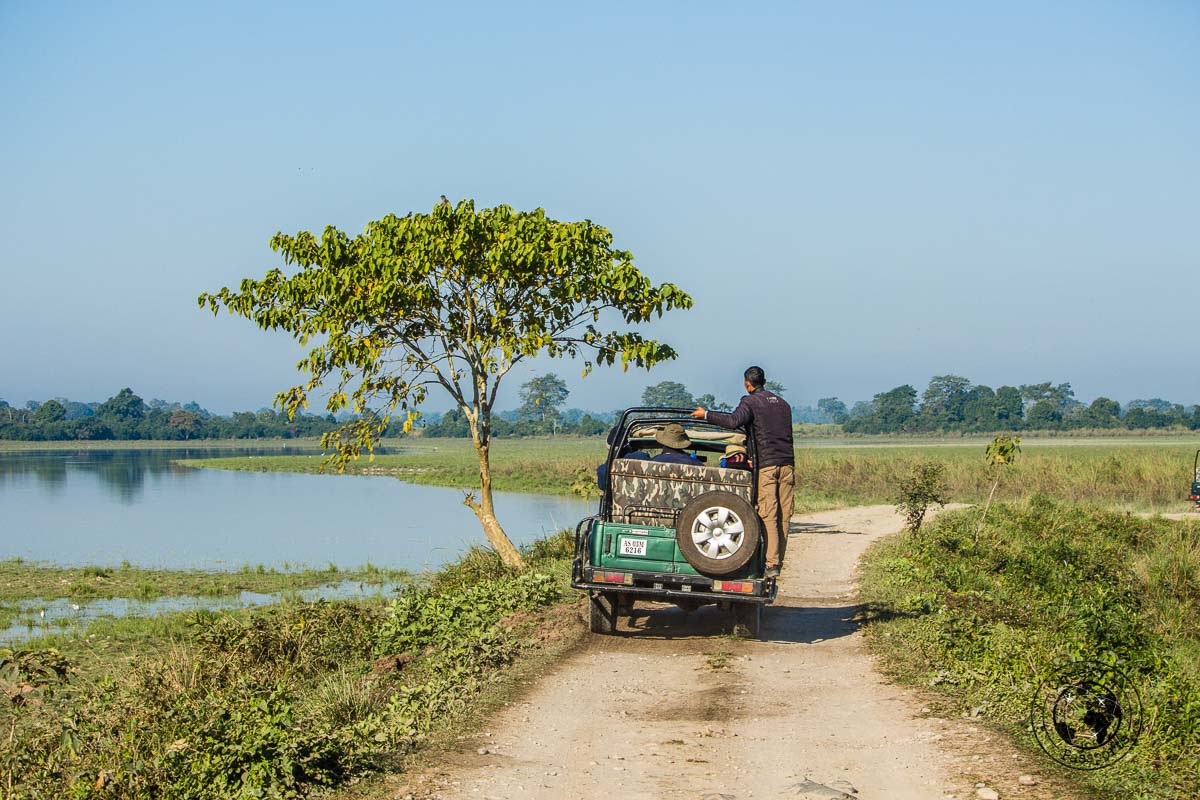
[571,561,776,605]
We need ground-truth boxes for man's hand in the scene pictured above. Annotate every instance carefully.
[690,406,706,419]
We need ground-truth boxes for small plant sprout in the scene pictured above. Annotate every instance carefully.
[978,435,1022,537]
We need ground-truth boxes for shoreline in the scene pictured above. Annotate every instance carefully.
[4,531,583,798]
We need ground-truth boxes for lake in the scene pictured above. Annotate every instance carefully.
[0,447,595,571]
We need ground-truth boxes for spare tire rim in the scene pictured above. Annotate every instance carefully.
[690,506,746,560]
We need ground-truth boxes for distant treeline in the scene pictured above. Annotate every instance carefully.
[5,375,1198,442]
[0,388,617,442]
[0,389,342,441]
[820,376,1200,434]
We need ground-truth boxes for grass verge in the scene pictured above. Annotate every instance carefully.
[0,531,584,799]
[859,500,1200,800]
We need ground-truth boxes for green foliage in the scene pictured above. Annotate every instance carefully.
[0,390,340,442]
[861,502,1200,799]
[31,400,66,425]
[522,529,575,562]
[0,647,75,706]
[199,199,689,566]
[979,435,1023,534]
[1,533,577,799]
[840,375,1197,434]
[817,397,849,424]
[198,200,691,470]
[893,461,950,532]
[641,380,695,408]
[375,572,558,656]
[694,393,732,413]
[984,434,1022,466]
[844,384,919,434]
[96,388,146,421]
[571,465,602,500]
[518,373,570,429]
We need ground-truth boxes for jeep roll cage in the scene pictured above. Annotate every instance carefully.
[598,406,758,522]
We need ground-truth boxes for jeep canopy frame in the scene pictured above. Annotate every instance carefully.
[598,406,759,522]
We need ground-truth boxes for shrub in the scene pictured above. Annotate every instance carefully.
[893,461,950,532]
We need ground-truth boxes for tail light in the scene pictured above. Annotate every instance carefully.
[593,571,633,585]
[717,580,756,594]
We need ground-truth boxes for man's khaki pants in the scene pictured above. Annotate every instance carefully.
[757,465,795,570]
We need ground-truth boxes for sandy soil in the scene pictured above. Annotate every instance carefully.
[393,506,1094,800]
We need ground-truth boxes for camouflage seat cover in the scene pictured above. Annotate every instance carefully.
[608,458,753,526]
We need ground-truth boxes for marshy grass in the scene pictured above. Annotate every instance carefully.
[1,531,579,799]
[0,558,410,604]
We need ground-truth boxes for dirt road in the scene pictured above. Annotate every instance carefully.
[400,506,1085,800]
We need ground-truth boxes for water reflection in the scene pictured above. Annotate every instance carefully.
[0,446,320,502]
[0,447,593,571]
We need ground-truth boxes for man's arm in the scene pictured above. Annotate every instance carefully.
[693,396,753,430]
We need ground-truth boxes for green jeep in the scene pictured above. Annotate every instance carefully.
[571,407,776,639]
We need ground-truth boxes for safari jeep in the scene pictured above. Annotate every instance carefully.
[571,407,776,639]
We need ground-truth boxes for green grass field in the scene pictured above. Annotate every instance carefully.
[181,434,1200,513]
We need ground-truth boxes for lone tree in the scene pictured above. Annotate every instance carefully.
[200,200,691,567]
[518,373,570,431]
[641,381,695,408]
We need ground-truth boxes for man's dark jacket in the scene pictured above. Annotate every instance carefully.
[705,389,795,467]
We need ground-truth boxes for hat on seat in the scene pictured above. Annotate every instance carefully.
[654,423,692,450]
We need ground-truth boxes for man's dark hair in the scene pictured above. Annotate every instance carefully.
[744,366,766,389]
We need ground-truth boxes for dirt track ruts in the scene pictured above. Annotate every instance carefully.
[395,506,1092,800]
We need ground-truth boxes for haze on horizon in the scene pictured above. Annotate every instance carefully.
[2,2,1197,416]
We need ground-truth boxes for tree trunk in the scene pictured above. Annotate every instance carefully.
[464,437,525,569]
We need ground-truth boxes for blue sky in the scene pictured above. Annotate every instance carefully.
[2,1,1197,413]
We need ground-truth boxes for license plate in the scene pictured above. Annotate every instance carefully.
[619,538,648,556]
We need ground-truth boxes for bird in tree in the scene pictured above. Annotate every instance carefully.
[439,195,451,207]
[199,199,691,567]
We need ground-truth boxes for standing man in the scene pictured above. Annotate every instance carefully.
[691,366,794,578]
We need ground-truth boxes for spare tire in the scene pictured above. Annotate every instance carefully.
[675,491,760,575]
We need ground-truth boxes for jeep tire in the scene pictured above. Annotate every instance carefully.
[589,591,617,635]
[731,603,762,640]
[675,491,760,575]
